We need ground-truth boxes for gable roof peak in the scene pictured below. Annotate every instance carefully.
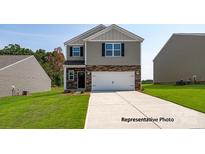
[64,24,107,45]
[97,24,107,28]
[84,24,144,42]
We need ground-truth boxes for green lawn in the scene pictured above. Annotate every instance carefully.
[0,88,89,128]
[143,84,205,113]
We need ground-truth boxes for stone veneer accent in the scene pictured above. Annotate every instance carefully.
[85,65,141,91]
[66,68,85,89]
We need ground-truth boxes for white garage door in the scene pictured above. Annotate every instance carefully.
[92,71,135,91]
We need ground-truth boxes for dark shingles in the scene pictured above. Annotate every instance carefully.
[64,60,85,65]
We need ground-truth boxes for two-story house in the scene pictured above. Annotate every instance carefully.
[154,34,205,83]
[63,24,144,91]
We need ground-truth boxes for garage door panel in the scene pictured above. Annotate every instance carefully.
[92,72,135,91]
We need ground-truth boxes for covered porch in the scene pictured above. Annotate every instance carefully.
[63,60,86,91]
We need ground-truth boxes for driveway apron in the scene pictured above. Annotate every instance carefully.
[85,91,205,129]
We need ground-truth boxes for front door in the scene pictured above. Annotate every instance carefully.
[78,71,85,89]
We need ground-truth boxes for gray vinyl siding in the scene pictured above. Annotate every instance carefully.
[69,39,84,45]
[0,56,51,97]
[86,42,141,65]
[66,45,85,60]
[92,28,135,41]
[154,34,205,83]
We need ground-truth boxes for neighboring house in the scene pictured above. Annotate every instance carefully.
[0,55,51,97]
[154,34,205,83]
[63,24,144,91]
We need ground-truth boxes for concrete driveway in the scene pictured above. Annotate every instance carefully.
[85,91,205,129]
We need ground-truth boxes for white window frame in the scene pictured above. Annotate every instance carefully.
[105,43,113,57]
[68,70,74,81]
[72,46,80,57]
[105,43,121,57]
[113,43,121,57]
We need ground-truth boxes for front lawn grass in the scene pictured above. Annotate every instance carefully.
[0,88,89,128]
[143,84,205,113]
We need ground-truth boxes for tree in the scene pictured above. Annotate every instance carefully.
[46,51,65,86]
[34,49,65,86]
[0,44,33,55]
[34,49,47,64]
[0,44,65,87]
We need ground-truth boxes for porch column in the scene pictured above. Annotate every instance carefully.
[64,66,67,90]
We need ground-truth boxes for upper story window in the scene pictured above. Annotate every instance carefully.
[105,43,121,57]
[72,47,80,57]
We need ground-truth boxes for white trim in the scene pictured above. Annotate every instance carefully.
[68,70,74,81]
[77,71,86,89]
[87,40,140,42]
[64,24,106,45]
[64,65,85,68]
[65,45,67,60]
[67,44,83,46]
[84,24,144,42]
[105,43,122,57]
[64,66,67,90]
[0,56,33,72]
[85,42,87,65]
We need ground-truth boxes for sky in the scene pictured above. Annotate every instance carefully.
[1,24,205,80]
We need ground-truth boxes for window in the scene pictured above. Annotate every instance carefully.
[68,70,74,81]
[105,43,121,57]
[105,43,112,56]
[114,43,121,56]
[72,47,80,57]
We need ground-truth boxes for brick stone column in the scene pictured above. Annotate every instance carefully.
[85,70,91,91]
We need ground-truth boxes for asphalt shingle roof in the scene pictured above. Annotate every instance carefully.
[64,60,85,65]
[0,55,32,69]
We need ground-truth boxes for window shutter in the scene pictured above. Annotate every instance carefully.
[70,47,73,56]
[121,43,124,56]
[102,43,105,56]
[80,46,83,56]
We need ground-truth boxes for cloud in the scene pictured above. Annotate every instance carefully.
[0,29,54,38]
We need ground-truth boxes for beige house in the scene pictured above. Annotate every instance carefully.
[0,55,51,97]
[64,24,144,91]
[154,34,205,83]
